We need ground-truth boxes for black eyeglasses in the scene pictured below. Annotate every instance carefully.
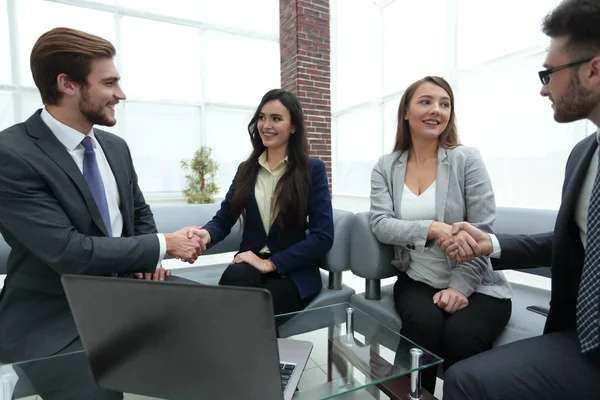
[538,57,593,85]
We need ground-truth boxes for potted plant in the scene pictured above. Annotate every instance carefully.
[180,146,219,204]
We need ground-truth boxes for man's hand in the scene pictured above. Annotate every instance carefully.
[433,288,469,313]
[430,222,478,262]
[165,227,206,263]
[135,266,171,281]
[231,251,275,274]
[438,222,493,263]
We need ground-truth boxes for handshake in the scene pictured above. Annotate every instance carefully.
[433,221,494,263]
[164,226,211,263]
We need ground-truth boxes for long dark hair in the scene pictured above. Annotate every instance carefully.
[393,76,459,152]
[230,89,310,229]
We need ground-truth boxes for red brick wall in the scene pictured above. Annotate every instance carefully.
[280,0,332,189]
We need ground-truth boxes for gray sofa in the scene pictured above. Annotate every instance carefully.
[153,203,357,309]
[0,204,356,310]
[349,207,555,347]
[0,204,555,344]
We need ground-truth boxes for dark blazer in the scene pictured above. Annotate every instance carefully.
[204,158,334,299]
[0,110,160,363]
[492,133,598,360]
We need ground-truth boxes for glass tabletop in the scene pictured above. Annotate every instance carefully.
[275,302,442,399]
[0,302,442,400]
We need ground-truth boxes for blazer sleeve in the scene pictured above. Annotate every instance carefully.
[0,146,159,276]
[448,147,496,297]
[492,232,554,270]
[370,156,433,251]
[270,159,334,274]
[202,167,240,246]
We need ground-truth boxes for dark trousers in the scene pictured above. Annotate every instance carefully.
[219,260,315,316]
[14,338,122,400]
[443,330,600,400]
[393,272,512,394]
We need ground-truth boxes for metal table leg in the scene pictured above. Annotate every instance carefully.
[0,365,18,400]
[409,348,424,400]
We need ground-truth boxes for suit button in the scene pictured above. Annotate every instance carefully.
[411,245,416,250]
[406,244,411,249]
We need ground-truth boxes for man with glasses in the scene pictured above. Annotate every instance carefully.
[441,0,600,398]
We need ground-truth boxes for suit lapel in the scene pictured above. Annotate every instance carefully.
[555,135,598,234]
[435,146,449,221]
[392,151,408,218]
[25,111,109,236]
[94,130,132,234]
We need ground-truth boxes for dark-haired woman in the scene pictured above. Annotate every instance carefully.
[193,89,333,315]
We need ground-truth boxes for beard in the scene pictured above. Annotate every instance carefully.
[553,73,600,123]
[78,89,116,127]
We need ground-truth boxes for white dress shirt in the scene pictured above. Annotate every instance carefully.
[490,129,600,257]
[40,108,166,268]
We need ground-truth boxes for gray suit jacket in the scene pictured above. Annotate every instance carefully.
[370,145,512,299]
[0,110,160,363]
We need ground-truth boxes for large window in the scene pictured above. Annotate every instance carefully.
[0,0,280,200]
[332,0,589,211]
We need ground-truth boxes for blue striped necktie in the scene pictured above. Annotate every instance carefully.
[81,136,112,237]
[577,143,600,353]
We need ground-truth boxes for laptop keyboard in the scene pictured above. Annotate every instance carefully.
[280,362,296,390]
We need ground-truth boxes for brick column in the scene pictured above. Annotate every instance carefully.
[280,0,332,189]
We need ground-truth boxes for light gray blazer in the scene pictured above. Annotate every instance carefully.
[370,145,512,299]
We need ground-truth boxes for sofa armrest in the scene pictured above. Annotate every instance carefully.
[350,212,396,279]
[321,210,355,291]
[350,212,396,299]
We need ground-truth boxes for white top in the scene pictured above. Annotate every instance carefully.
[40,108,166,267]
[401,181,451,288]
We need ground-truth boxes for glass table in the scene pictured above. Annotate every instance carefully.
[0,303,442,400]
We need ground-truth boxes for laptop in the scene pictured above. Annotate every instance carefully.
[61,274,312,400]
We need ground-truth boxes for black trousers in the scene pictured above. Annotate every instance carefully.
[219,258,315,316]
[393,272,512,394]
[443,330,600,400]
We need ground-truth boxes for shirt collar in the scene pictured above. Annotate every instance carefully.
[258,150,288,172]
[40,108,95,151]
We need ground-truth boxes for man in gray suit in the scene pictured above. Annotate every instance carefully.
[439,0,600,398]
[0,27,205,398]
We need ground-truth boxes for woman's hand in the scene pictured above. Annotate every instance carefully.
[232,251,275,274]
[186,227,212,247]
[438,222,491,263]
[429,222,479,262]
[433,288,469,313]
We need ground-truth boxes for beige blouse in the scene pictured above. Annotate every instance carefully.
[256,151,288,253]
